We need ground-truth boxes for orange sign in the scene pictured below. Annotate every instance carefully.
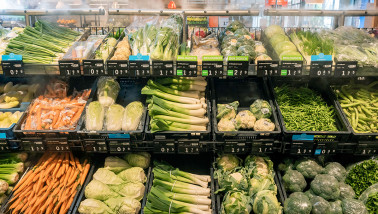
[265,0,288,6]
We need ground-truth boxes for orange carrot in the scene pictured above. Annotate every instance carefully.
[67,169,79,186]
[80,163,90,185]
[75,157,83,171]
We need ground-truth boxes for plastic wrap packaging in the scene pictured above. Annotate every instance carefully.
[106,104,124,131]
[63,35,105,60]
[44,79,68,99]
[97,77,120,107]
[86,101,105,131]
[190,34,221,64]
[122,101,144,131]
[111,38,132,60]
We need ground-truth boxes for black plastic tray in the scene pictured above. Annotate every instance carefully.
[212,77,282,142]
[13,76,98,139]
[77,78,147,142]
[72,157,151,214]
[269,78,351,153]
[142,154,216,214]
[144,80,212,142]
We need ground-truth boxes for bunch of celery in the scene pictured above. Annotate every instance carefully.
[5,20,81,64]
[141,77,208,132]
[144,161,212,214]
[0,153,28,205]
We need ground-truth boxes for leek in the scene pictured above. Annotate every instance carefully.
[142,86,200,104]
[151,96,206,117]
[150,119,206,132]
[150,96,204,110]
[147,80,200,99]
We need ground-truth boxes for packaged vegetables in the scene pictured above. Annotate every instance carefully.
[85,77,144,132]
[95,37,117,60]
[142,77,209,132]
[275,85,338,131]
[215,155,282,214]
[110,38,131,60]
[190,34,221,64]
[143,160,212,214]
[264,25,302,60]
[0,153,28,206]
[79,153,150,214]
[279,158,371,214]
[7,152,90,214]
[0,111,22,128]
[334,81,378,133]
[0,82,40,109]
[21,79,91,130]
[216,99,275,132]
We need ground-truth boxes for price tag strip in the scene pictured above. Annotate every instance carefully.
[154,140,176,154]
[59,60,81,76]
[202,56,223,77]
[45,139,70,151]
[224,141,250,154]
[314,141,338,155]
[83,59,107,76]
[107,60,129,76]
[0,141,9,151]
[251,141,274,154]
[177,140,200,154]
[355,141,378,155]
[257,60,279,76]
[176,55,198,77]
[227,56,249,77]
[334,61,358,77]
[22,139,45,152]
[129,54,150,77]
[108,141,131,153]
[290,134,314,155]
[280,61,303,76]
[84,139,107,153]
[310,54,333,77]
[152,61,174,76]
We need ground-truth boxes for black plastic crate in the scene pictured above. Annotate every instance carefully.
[13,76,98,140]
[144,80,212,142]
[77,78,148,153]
[72,157,151,214]
[212,78,282,151]
[142,154,216,214]
[0,108,26,141]
[269,78,351,155]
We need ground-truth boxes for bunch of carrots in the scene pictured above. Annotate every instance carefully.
[7,152,90,214]
[22,80,91,130]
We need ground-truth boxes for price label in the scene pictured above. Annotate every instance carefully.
[2,60,24,77]
[257,60,279,76]
[84,140,107,153]
[177,140,200,154]
[30,141,45,152]
[224,141,250,154]
[290,142,314,155]
[0,141,9,151]
[251,141,274,154]
[202,56,223,77]
[108,141,131,153]
[59,60,81,76]
[129,61,150,76]
[107,60,129,76]
[152,61,174,76]
[83,60,107,76]
[227,56,249,77]
[355,142,378,155]
[314,142,338,155]
[154,140,175,154]
[335,61,357,77]
[280,61,303,76]
[310,61,333,76]
[45,140,70,151]
[176,55,198,77]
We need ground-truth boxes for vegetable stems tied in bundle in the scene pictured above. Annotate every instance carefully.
[144,161,212,214]
[142,77,209,132]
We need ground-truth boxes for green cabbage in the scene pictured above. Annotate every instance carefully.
[118,167,147,183]
[85,101,104,131]
[122,101,144,131]
[104,156,131,173]
[110,182,145,200]
[104,197,141,214]
[274,41,297,55]
[265,25,285,38]
[78,199,114,214]
[106,104,124,131]
[85,180,119,201]
[124,152,151,169]
[93,168,123,185]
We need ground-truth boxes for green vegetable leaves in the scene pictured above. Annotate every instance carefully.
[345,160,378,197]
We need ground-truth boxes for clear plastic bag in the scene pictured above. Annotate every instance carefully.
[97,77,120,108]
[106,104,124,131]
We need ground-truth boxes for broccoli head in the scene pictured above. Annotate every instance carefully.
[283,192,312,214]
[304,189,316,200]
[295,159,323,179]
[341,199,368,214]
[323,162,346,182]
[329,200,343,214]
[339,182,355,200]
[283,170,307,193]
[278,158,294,172]
[310,174,340,200]
[310,196,331,214]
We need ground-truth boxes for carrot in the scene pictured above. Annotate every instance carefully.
[80,163,90,185]
[70,181,80,195]
[68,152,75,167]
[63,166,72,186]
[51,110,61,128]
[67,169,79,186]
[13,170,34,191]
[46,197,58,214]
[75,157,83,171]
[60,195,75,214]
[70,106,85,125]
[36,108,42,130]
[52,153,64,177]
